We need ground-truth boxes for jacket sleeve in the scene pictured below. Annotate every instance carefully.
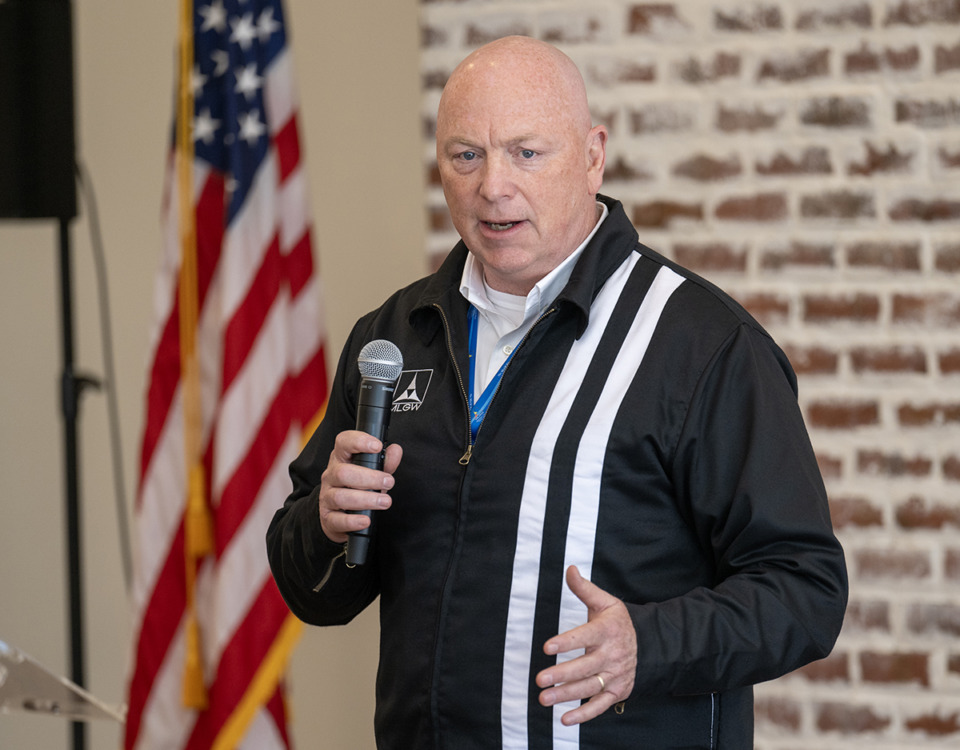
[628,323,848,695]
[266,328,381,626]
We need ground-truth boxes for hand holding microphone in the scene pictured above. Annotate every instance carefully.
[345,340,403,566]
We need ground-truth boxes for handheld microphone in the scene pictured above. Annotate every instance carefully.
[347,339,403,566]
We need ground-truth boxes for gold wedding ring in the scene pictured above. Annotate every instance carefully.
[596,674,606,692]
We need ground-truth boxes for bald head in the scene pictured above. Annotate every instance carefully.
[438,36,593,139]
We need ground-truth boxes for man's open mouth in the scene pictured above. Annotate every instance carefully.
[484,221,519,231]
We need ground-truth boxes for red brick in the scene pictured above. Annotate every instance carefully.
[936,41,960,73]
[848,142,916,175]
[783,344,839,375]
[850,346,927,374]
[715,192,788,222]
[830,496,883,529]
[804,293,880,323]
[716,103,784,132]
[844,600,891,632]
[890,197,960,222]
[939,146,960,170]
[941,348,960,373]
[714,5,783,31]
[935,243,960,271]
[816,702,892,733]
[758,48,830,83]
[603,155,653,182]
[893,293,960,325]
[897,496,960,529]
[896,97,960,127]
[756,147,832,176]
[761,241,835,270]
[905,711,960,737]
[632,201,704,228]
[755,696,801,731]
[884,0,960,25]
[541,13,607,45]
[797,3,872,31]
[801,97,872,128]
[847,241,921,270]
[677,52,741,84]
[630,103,697,134]
[421,25,447,48]
[898,402,960,426]
[628,4,691,35]
[946,456,960,482]
[845,42,921,73]
[422,68,454,91]
[807,400,879,429]
[861,651,929,686]
[585,59,657,88]
[859,449,934,477]
[907,603,960,636]
[857,549,931,579]
[817,452,844,479]
[798,652,850,682]
[429,206,452,232]
[739,293,790,326]
[673,242,747,273]
[465,23,534,47]
[672,153,742,181]
[801,190,875,219]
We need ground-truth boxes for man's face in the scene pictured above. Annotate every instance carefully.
[436,57,606,296]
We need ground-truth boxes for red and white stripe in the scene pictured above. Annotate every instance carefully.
[124,42,326,750]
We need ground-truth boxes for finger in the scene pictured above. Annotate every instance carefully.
[537,669,607,707]
[558,690,620,727]
[565,565,618,614]
[332,429,385,462]
[383,442,403,474]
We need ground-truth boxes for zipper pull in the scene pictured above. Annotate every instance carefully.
[459,444,473,465]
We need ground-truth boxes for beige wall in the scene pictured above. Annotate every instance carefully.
[0,1,423,748]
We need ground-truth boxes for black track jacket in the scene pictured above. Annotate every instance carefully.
[267,196,848,749]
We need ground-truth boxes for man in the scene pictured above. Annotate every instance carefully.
[267,36,847,749]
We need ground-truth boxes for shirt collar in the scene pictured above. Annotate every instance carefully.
[459,201,609,321]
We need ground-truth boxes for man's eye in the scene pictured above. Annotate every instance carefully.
[520,149,536,159]
[458,151,477,161]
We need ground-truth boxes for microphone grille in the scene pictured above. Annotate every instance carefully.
[357,339,404,383]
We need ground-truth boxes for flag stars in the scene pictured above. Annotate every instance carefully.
[191,65,208,96]
[210,49,230,78]
[193,107,221,145]
[234,63,262,102]
[238,109,266,145]
[257,8,280,42]
[199,0,227,33]
[230,13,258,50]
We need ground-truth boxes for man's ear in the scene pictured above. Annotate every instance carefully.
[586,125,608,194]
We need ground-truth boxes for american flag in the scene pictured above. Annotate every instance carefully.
[124,0,327,747]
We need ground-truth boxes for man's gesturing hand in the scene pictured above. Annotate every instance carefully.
[317,430,403,543]
[536,566,637,726]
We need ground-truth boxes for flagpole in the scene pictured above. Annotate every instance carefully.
[57,215,96,750]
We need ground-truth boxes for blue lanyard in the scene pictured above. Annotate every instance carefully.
[467,305,516,443]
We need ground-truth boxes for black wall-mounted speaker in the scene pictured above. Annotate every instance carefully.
[0,0,77,220]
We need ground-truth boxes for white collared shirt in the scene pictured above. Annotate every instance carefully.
[459,202,609,400]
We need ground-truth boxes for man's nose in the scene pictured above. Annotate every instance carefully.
[478,154,516,201]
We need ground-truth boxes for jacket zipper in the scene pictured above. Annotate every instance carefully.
[435,302,557,465]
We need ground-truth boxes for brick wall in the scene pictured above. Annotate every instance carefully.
[420,1,960,746]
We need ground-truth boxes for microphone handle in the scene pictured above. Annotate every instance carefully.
[346,377,395,566]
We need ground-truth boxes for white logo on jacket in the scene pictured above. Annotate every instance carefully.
[392,370,433,412]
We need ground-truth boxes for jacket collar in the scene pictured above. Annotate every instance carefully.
[411,195,638,341]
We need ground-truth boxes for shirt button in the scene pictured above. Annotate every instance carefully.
[502,345,513,356]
